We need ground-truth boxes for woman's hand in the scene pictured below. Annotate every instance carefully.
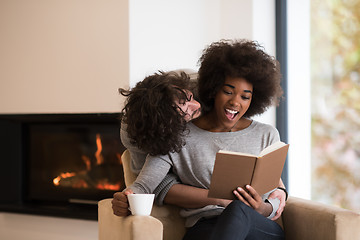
[112,188,134,216]
[216,198,233,208]
[268,188,286,220]
[233,185,272,217]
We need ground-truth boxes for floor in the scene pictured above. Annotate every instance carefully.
[0,212,98,240]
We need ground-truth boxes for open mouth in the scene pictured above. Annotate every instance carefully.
[225,108,239,120]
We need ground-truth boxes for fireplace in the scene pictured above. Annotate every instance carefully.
[0,113,126,220]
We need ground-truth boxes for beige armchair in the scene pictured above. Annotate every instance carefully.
[98,150,360,240]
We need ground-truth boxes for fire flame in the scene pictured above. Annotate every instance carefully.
[96,181,122,191]
[95,133,104,165]
[52,133,122,191]
[53,172,76,186]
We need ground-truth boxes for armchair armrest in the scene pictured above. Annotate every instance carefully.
[282,196,360,240]
[98,198,163,240]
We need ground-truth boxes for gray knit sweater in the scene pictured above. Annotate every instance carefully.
[127,120,281,227]
[120,123,181,203]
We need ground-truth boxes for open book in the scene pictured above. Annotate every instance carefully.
[208,141,289,200]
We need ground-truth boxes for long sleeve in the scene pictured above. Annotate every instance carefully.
[153,172,180,205]
[127,154,172,195]
[120,123,148,174]
[121,122,179,204]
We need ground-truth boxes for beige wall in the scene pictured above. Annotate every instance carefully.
[0,0,129,114]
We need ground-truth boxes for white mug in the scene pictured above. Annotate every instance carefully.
[127,194,154,216]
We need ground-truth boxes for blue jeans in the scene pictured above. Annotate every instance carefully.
[183,200,284,240]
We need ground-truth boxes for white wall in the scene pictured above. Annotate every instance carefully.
[129,0,220,86]
[252,0,276,125]
[287,0,311,199]
[129,0,276,125]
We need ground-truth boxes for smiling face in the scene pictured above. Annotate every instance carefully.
[211,77,253,131]
[175,89,201,122]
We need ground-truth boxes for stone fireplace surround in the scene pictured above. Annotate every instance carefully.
[0,113,125,221]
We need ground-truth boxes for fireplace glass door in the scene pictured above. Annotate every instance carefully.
[26,122,125,204]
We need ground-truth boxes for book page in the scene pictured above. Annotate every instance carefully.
[218,149,257,158]
[219,141,286,158]
[251,144,289,195]
[259,141,286,157]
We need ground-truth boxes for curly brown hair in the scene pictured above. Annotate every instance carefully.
[119,71,196,156]
[197,39,283,117]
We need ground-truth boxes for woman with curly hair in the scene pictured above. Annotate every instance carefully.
[119,71,201,158]
[116,39,287,239]
[114,71,229,216]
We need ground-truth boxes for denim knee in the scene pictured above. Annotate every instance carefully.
[227,200,251,213]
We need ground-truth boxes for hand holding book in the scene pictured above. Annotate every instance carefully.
[208,141,289,200]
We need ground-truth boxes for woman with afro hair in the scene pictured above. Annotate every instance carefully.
[116,40,287,240]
